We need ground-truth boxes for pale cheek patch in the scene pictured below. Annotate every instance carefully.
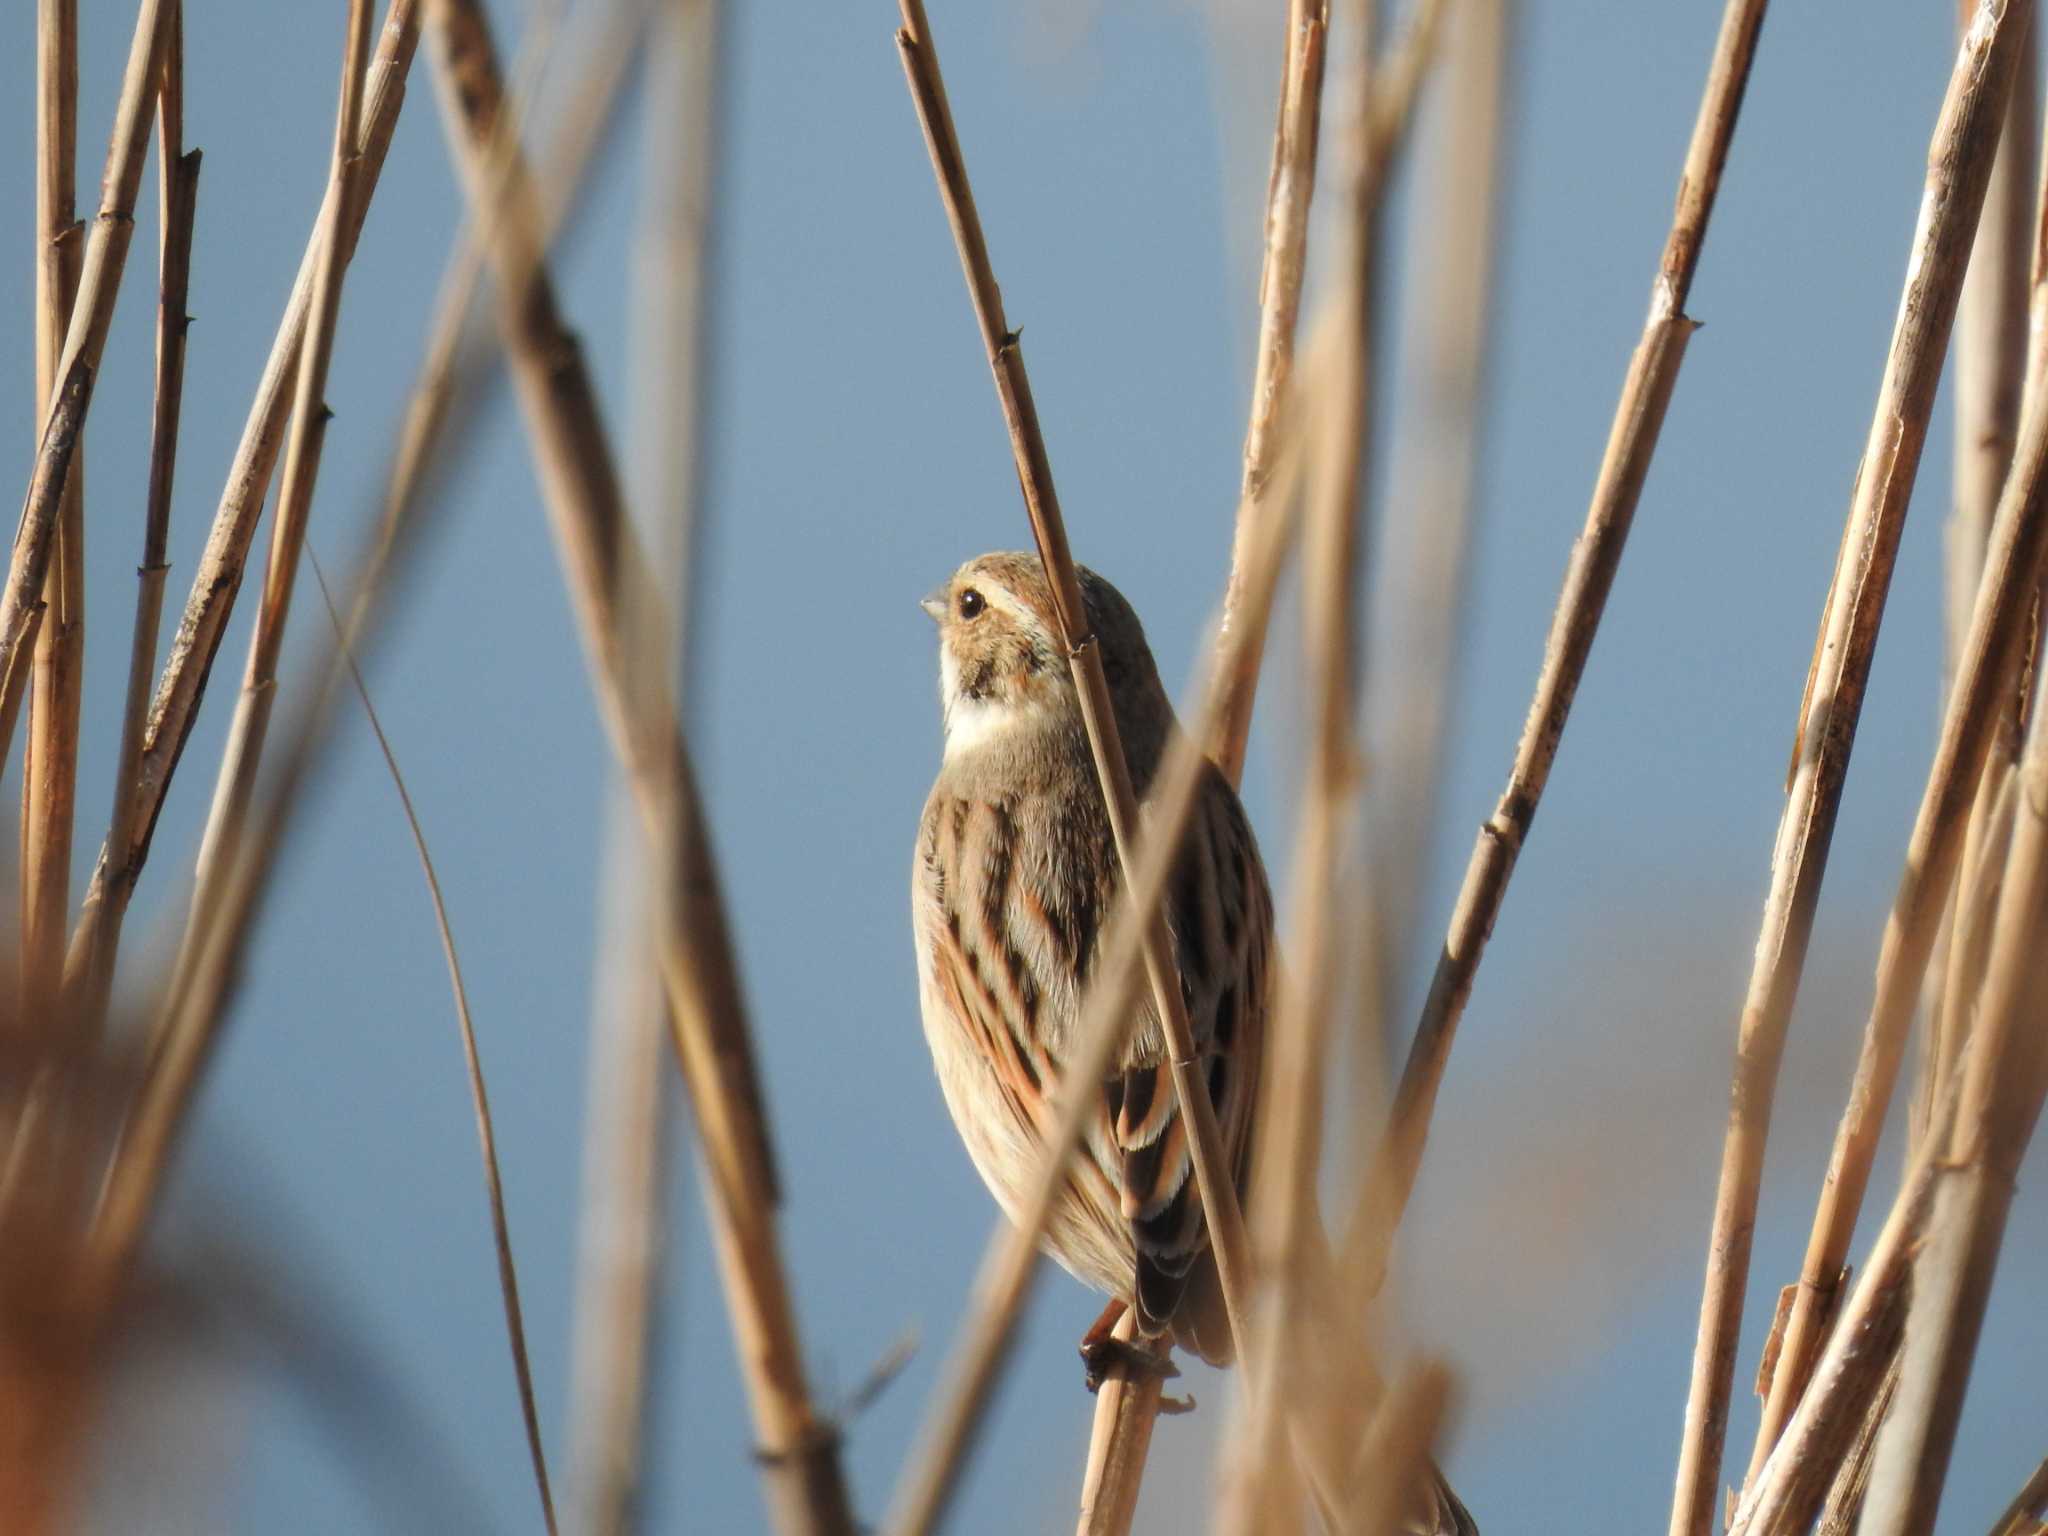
[943,695,1021,760]
[939,644,1036,761]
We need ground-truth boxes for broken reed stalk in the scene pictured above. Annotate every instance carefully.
[1210,0,1327,783]
[1668,10,2032,1531]
[86,29,199,1033]
[1814,1351,1903,1536]
[0,0,177,778]
[1366,0,1510,1027]
[421,5,856,1532]
[62,0,425,1000]
[1735,687,2048,1534]
[23,0,84,1029]
[1860,671,2048,1529]
[567,0,719,1527]
[894,0,1258,1367]
[883,435,1307,1536]
[185,0,375,961]
[1729,1053,1978,1536]
[1748,44,2048,1480]
[1341,0,1768,1301]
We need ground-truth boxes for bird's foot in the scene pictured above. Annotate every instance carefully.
[1079,1334,1181,1394]
[1077,1299,1191,1409]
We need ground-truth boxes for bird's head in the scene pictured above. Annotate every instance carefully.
[922,551,1166,766]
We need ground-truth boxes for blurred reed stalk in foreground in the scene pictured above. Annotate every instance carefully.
[7,2,2048,1535]
[563,0,718,1529]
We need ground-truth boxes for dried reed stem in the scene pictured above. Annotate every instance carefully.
[1345,1364,1455,1536]
[1366,0,1452,162]
[1237,0,1383,1517]
[31,0,78,502]
[84,26,199,1032]
[183,0,374,968]
[340,561,564,1526]
[80,1,589,1324]
[1366,0,1510,1019]
[85,0,377,1289]
[86,0,598,1335]
[0,0,176,775]
[22,0,84,1029]
[63,0,425,994]
[1729,1062,1970,1536]
[1988,1454,2048,1536]
[1946,4,2037,686]
[567,0,718,1528]
[1917,0,2038,1157]
[883,430,1306,1536]
[422,5,855,1531]
[1747,41,2048,1478]
[1929,748,2032,1139]
[1073,1309,1164,1536]
[1814,1343,1902,1535]
[1211,0,1328,782]
[568,819,670,1536]
[1858,667,2048,1531]
[1667,11,2031,1530]
[1341,0,1767,1304]
[1937,49,2048,1156]
[0,612,46,831]
[309,553,559,1536]
[895,0,1259,1375]
[4,379,87,789]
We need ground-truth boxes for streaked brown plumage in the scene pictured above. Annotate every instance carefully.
[910,552,1272,1365]
[910,553,1480,1535]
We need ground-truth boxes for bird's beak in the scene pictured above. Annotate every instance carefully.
[920,585,948,623]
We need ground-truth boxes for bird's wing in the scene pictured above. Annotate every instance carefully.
[916,791,1124,1246]
[1113,762,1272,1341]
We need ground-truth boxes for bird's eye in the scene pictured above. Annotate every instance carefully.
[958,588,985,620]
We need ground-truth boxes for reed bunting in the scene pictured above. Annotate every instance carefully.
[910,553,1479,1535]
[910,552,1271,1376]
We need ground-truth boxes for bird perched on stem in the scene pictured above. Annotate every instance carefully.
[909,551,1270,1382]
[909,553,1479,1536]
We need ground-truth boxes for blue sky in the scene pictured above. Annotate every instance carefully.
[2,2,2043,1532]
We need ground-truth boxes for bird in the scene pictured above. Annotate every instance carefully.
[909,552,1480,1536]
[909,551,1268,1380]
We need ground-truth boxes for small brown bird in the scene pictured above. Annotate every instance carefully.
[911,554,1480,1536]
[910,552,1272,1376]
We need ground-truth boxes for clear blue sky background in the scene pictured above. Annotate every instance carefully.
[2,2,2044,1532]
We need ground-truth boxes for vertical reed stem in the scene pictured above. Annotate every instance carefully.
[423,4,855,1528]
[22,0,84,1030]
[1670,11,2030,1530]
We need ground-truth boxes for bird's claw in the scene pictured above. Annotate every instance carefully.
[1078,1335,1181,1395]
